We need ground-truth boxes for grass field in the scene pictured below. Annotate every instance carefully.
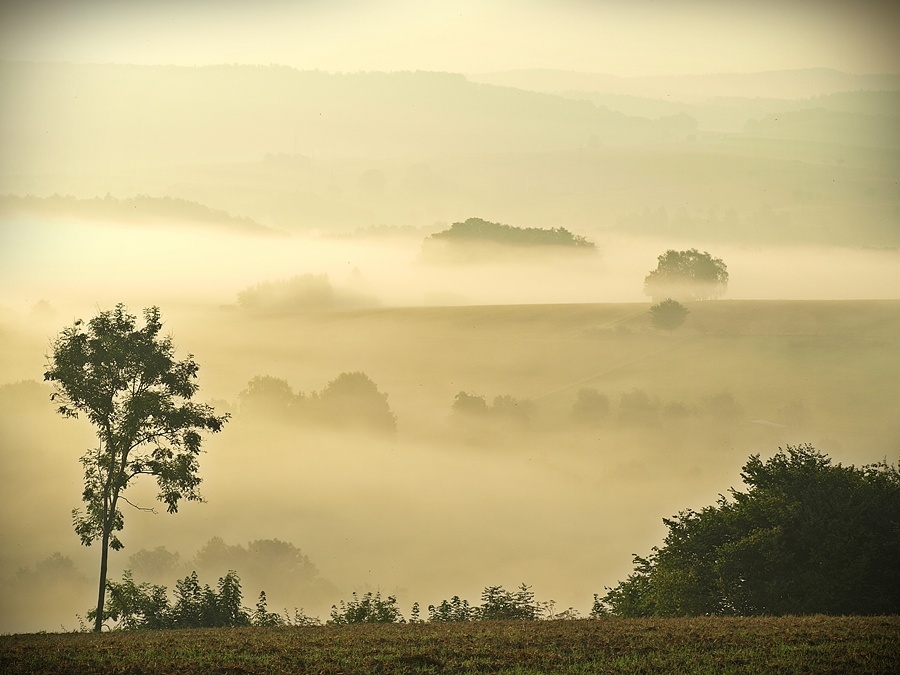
[2,616,899,674]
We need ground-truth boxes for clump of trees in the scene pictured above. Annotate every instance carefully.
[571,388,611,425]
[429,217,595,248]
[597,445,900,616]
[570,387,747,427]
[236,274,378,311]
[238,273,334,310]
[44,304,228,632]
[451,391,536,423]
[238,371,397,433]
[644,249,728,302]
[421,217,595,262]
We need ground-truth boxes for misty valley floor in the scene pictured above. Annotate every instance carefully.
[2,298,900,633]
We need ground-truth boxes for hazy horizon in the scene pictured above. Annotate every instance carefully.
[2,1,898,77]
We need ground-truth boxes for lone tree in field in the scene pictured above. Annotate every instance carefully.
[644,249,728,302]
[44,304,228,632]
[649,299,690,331]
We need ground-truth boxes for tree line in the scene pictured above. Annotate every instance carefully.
[87,575,572,629]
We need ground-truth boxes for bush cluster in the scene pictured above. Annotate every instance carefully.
[327,584,558,625]
[91,570,318,630]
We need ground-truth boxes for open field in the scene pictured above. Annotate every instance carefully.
[3,616,899,674]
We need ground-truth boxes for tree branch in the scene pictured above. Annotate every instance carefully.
[120,495,157,514]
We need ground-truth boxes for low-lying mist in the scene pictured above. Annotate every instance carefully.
[2,216,898,317]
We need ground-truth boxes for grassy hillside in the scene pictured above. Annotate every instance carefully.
[2,616,898,674]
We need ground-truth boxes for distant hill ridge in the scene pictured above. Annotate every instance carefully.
[469,68,900,101]
[0,61,698,171]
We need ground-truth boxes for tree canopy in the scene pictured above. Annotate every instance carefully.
[44,304,228,631]
[644,248,728,301]
[599,444,900,616]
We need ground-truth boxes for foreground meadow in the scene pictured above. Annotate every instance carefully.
[2,616,899,674]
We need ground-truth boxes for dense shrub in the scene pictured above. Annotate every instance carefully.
[599,445,900,616]
[328,591,404,624]
[88,569,321,630]
[479,584,542,621]
[91,570,251,629]
[427,596,478,622]
[649,299,690,331]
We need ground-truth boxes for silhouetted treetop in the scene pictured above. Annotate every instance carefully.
[429,217,595,248]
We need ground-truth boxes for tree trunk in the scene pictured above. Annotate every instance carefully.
[94,528,110,632]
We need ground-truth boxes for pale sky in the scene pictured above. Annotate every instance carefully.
[1,0,897,76]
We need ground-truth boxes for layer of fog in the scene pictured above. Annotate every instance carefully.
[2,217,898,320]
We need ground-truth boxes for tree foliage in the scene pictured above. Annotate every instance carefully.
[328,591,404,625]
[644,249,728,301]
[193,536,323,597]
[313,371,397,433]
[44,304,228,631]
[478,584,542,621]
[427,596,479,622]
[599,445,900,616]
[649,299,690,331]
[426,584,546,622]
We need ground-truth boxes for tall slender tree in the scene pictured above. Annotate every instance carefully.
[44,304,228,632]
